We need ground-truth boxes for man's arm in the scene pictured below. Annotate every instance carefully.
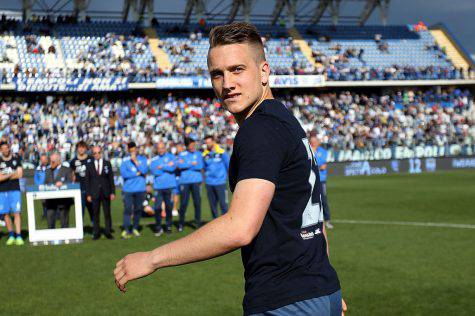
[120,161,138,179]
[323,223,329,257]
[9,167,23,180]
[108,161,116,196]
[114,178,275,292]
[0,173,11,182]
[34,170,41,185]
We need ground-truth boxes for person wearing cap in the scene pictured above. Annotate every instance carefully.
[120,142,148,238]
[203,135,229,218]
[176,138,204,231]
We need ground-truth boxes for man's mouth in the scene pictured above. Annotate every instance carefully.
[224,93,241,101]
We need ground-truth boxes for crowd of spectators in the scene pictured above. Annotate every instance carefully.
[0,89,473,167]
[287,89,474,152]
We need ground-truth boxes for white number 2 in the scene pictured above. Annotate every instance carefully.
[301,138,323,229]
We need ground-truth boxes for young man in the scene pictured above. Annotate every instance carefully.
[150,141,176,236]
[120,142,148,239]
[176,138,204,231]
[114,22,342,315]
[0,141,24,245]
[70,141,94,225]
[310,135,333,229]
[203,135,230,218]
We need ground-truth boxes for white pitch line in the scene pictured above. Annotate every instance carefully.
[332,219,475,229]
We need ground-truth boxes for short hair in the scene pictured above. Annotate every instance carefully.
[204,135,214,141]
[184,137,195,147]
[209,22,265,62]
[0,141,8,148]
[76,141,88,149]
[127,141,137,149]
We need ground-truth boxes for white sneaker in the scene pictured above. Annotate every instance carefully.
[172,210,179,217]
[0,220,5,227]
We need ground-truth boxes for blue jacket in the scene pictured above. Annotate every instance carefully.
[314,147,328,182]
[176,150,203,184]
[203,145,229,186]
[150,153,177,190]
[34,165,47,185]
[120,155,148,193]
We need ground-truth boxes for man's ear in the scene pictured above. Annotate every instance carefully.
[260,61,270,86]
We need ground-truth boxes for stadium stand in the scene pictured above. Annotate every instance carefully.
[1,16,473,82]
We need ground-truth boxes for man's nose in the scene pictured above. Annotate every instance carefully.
[222,72,235,91]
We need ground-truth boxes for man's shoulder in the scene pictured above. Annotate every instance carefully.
[237,108,297,145]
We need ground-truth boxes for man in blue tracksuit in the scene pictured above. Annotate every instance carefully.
[34,153,49,218]
[176,138,203,231]
[150,141,176,236]
[120,142,148,238]
[203,135,229,219]
[34,154,48,185]
[310,135,333,229]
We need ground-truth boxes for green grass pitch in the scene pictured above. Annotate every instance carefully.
[1,169,474,315]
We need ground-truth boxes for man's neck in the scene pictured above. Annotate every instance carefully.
[2,154,12,161]
[234,88,274,126]
[77,154,88,160]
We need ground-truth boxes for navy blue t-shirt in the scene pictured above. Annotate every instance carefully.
[0,155,22,192]
[229,99,340,315]
[70,156,92,189]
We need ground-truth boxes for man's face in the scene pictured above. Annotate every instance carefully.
[205,138,215,150]
[309,137,320,149]
[128,146,137,155]
[92,147,102,160]
[77,145,87,156]
[157,142,166,155]
[40,155,48,166]
[208,43,269,115]
[0,144,10,157]
[187,142,196,152]
[50,155,59,168]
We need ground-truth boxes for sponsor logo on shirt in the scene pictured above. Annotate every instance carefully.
[300,227,322,240]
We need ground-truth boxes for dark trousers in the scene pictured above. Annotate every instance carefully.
[123,192,145,233]
[321,182,331,221]
[81,189,94,224]
[92,191,112,237]
[179,183,201,227]
[47,205,70,229]
[154,189,173,230]
[206,184,228,219]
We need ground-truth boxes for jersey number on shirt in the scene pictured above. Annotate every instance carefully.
[301,138,323,228]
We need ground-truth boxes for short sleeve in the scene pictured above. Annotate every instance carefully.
[15,156,22,168]
[234,116,289,185]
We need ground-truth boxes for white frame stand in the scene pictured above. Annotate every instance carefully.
[26,184,84,245]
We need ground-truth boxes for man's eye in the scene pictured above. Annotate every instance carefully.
[211,73,222,79]
[233,68,243,73]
